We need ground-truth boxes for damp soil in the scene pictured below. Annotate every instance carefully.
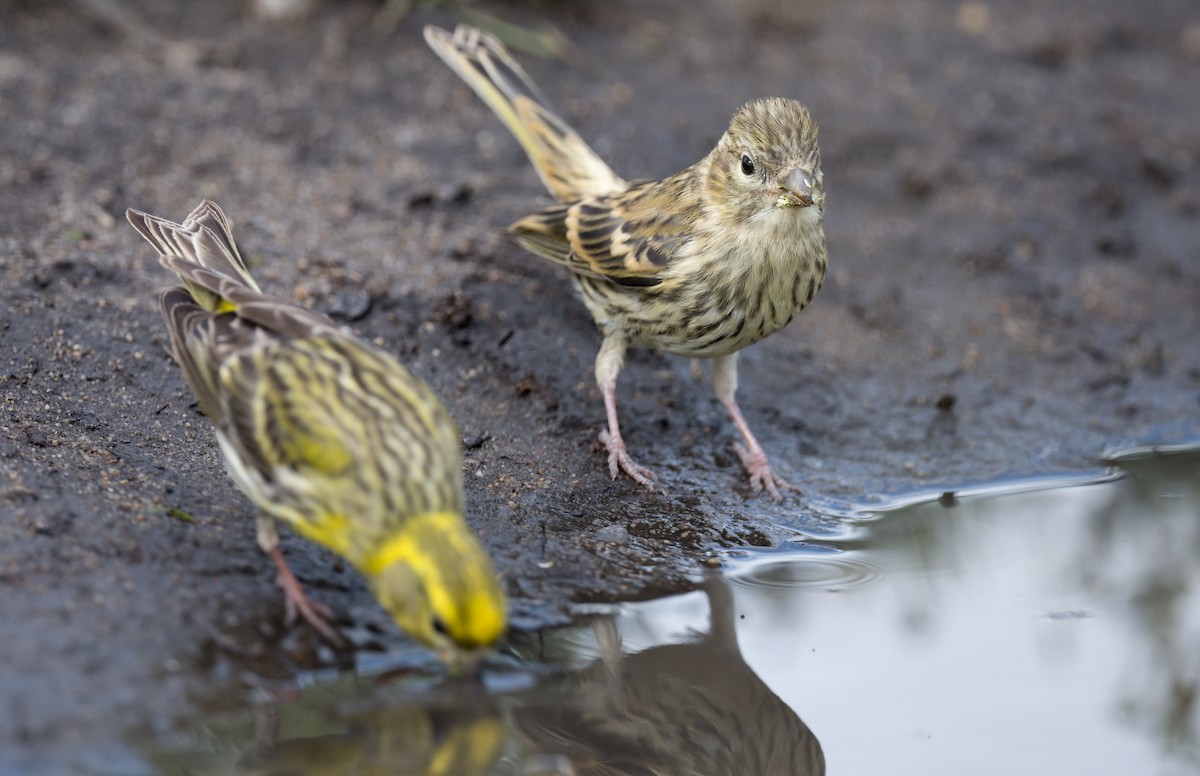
[1,0,1198,771]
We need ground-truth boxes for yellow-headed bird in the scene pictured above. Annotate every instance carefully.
[127,201,506,661]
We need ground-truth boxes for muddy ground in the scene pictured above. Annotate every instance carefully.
[1,0,1198,771]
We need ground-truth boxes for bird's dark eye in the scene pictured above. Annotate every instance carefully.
[432,617,450,637]
[740,154,756,176]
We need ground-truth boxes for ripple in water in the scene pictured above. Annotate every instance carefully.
[730,552,883,592]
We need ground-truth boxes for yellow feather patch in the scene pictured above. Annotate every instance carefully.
[290,433,352,477]
[365,512,506,646]
[289,511,352,556]
[363,513,462,576]
[463,588,506,646]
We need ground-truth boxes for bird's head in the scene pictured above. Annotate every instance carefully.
[708,97,824,222]
[366,512,507,666]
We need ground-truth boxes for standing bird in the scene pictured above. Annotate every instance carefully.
[424,25,827,500]
[126,201,506,660]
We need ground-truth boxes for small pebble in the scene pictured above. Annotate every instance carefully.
[594,524,630,544]
[1183,24,1200,60]
[956,1,991,36]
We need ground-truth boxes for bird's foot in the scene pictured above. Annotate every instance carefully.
[271,553,343,646]
[734,443,800,502]
[599,429,658,491]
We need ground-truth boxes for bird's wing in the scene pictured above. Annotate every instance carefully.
[159,267,360,482]
[234,334,459,490]
[159,287,232,423]
[158,288,347,479]
[225,342,358,485]
[509,179,695,289]
[140,203,424,511]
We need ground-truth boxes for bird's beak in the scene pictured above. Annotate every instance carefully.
[776,167,815,208]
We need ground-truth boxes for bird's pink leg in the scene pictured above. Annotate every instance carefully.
[712,353,799,501]
[595,335,658,490]
[597,380,659,490]
[258,517,343,645]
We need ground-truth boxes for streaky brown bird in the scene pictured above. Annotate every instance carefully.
[425,25,827,499]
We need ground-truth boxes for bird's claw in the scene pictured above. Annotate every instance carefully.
[276,573,343,646]
[734,443,800,502]
[599,430,659,491]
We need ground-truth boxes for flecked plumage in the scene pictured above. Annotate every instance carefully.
[426,26,828,499]
[127,200,506,657]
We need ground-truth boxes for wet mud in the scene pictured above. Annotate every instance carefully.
[1,0,1198,771]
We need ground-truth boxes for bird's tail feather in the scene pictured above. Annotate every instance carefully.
[126,200,261,312]
[130,200,336,344]
[424,24,626,201]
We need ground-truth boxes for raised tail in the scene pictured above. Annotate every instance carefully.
[129,200,334,340]
[131,201,335,423]
[424,24,626,201]
[126,200,261,313]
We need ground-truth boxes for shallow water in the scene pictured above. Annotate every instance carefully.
[151,446,1200,775]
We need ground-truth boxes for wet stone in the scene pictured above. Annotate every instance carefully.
[594,524,631,544]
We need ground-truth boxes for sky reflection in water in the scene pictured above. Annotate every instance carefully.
[728,447,1200,775]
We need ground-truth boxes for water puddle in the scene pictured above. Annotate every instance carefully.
[149,446,1200,774]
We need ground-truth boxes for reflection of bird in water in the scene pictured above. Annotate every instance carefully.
[514,577,825,775]
[234,705,504,776]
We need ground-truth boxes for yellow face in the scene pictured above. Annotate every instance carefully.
[377,565,507,653]
[366,512,508,661]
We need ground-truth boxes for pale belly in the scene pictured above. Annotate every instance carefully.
[574,241,827,358]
